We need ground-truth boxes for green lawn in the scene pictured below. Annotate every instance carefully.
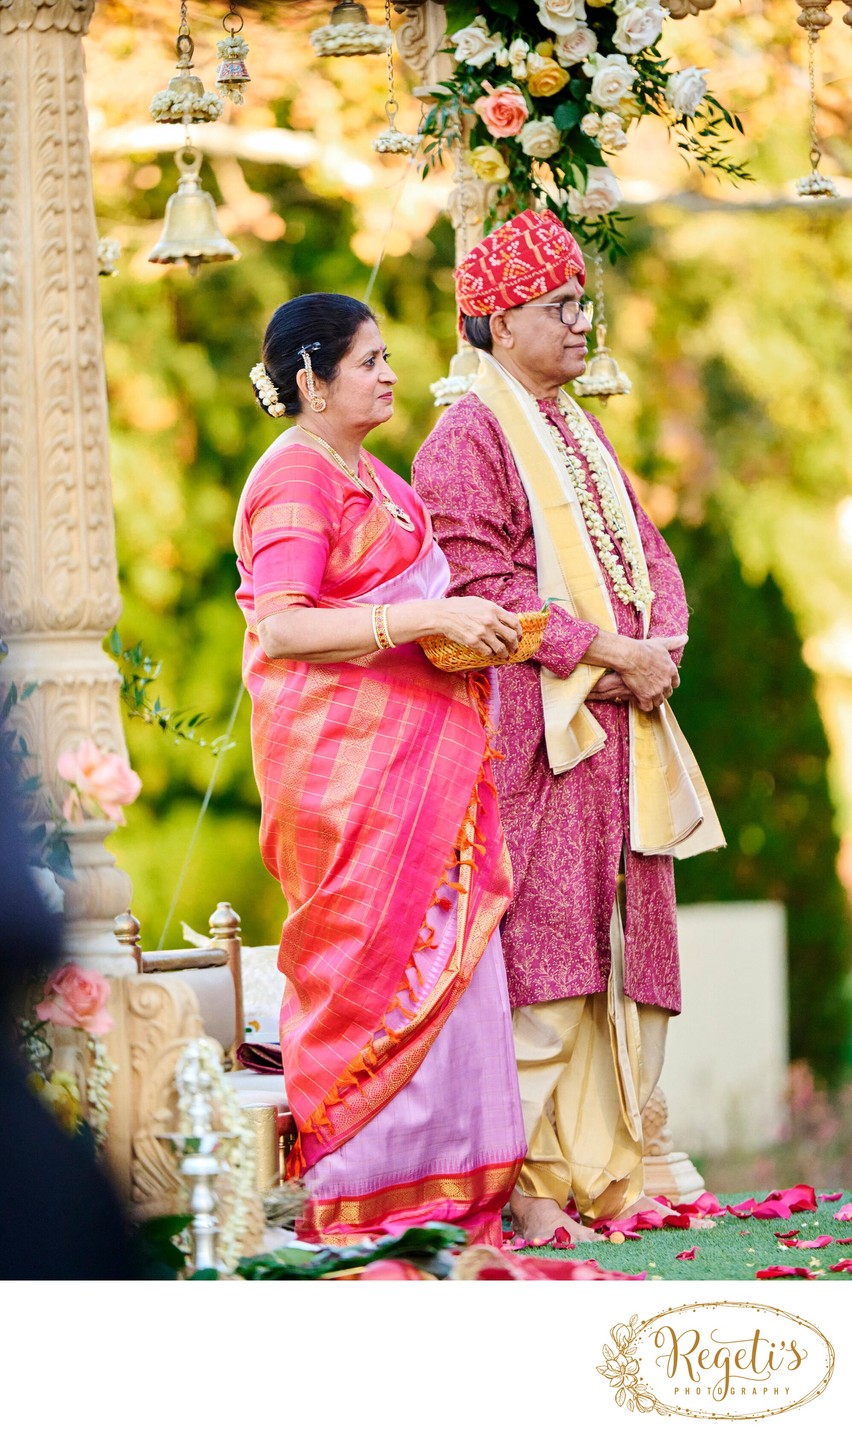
[521,1193,852,1281]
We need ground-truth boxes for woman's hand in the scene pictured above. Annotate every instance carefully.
[431,597,523,659]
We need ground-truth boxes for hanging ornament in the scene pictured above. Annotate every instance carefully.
[150,2,224,125]
[794,4,839,198]
[573,254,632,405]
[97,237,121,278]
[373,1,420,155]
[216,2,251,106]
[311,2,391,59]
[149,147,240,278]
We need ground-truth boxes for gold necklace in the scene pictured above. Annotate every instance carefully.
[296,426,415,532]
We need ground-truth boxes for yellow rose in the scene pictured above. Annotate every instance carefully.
[526,53,570,98]
[468,144,510,183]
[535,40,554,58]
[618,94,643,120]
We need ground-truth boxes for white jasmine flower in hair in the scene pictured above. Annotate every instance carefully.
[451,15,504,68]
[666,66,709,117]
[567,165,622,218]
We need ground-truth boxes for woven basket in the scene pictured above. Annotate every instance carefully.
[418,609,549,673]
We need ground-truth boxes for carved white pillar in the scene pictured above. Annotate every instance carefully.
[0,0,134,974]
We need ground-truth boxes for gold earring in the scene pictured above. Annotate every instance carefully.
[299,341,327,415]
[309,395,327,413]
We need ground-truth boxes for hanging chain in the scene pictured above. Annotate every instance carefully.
[593,251,608,346]
[806,28,823,172]
[176,0,194,67]
[223,1,244,37]
[384,0,398,125]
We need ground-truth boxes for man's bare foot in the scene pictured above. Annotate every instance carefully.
[619,1194,715,1229]
[510,1190,604,1245]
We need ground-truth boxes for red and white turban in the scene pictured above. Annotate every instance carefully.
[455,208,586,327]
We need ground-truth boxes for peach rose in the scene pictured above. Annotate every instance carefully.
[36,963,114,1036]
[57,740,141,825]
[526,53,570,98]
[473,83,529,139]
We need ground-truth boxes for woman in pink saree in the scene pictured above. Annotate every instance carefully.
[235,294,525,1246]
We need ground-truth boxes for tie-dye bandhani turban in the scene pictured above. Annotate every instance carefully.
[455,209,586,326]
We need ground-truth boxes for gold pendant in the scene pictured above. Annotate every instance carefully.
[386,501,415,531]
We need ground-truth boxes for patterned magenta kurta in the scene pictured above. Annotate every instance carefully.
[413,392,688,1014]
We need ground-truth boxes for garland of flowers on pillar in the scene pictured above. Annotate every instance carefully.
[421,1,748,256]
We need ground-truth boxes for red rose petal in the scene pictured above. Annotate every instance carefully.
[834,1237,852,1245]
[750,1199,794,1220]
[819,1192,843,1203]
[676,1247,698,1260]
[767,1185,817,1213]
[551,1226,576,1250]
[829,1260,852,1273]
[834,1203,852,1221]
[774,1229,800,1239]
[755,1265,816,1280]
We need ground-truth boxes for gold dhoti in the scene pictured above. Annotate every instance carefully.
[513,891,669,1222]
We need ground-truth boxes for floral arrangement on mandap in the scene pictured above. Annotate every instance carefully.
[421,0,746,254]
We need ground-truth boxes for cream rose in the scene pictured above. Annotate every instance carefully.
[451,16,504,69]
[583,53,638,110]
[537,0,588,36]
[518,117,562,159]
[666,66,709,117]
[598,112,629,151]
[613,4,666,55]
[468,145,510,183]
[580,112,602,136]
[554,25,598,66]
[567,165,622,218]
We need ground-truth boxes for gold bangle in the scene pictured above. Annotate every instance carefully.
[373,603,395,651]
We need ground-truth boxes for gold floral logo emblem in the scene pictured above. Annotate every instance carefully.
[598,1302,834,1419]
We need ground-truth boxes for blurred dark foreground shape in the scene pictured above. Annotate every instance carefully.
[0,755,140,1280]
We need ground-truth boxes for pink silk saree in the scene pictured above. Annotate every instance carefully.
[235,433,524,1244]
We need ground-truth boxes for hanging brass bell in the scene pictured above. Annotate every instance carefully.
[149,148,240,278]
[573,324,632,404]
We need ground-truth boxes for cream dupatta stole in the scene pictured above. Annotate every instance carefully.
[471,353,724,859]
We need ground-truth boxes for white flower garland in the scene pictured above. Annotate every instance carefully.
[310,23,391,58]
[86,1035,117,1154]
[550,396,655,615]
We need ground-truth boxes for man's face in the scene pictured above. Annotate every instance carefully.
[493,276,592,386]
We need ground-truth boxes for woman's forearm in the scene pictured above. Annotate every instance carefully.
[258,600,448,664]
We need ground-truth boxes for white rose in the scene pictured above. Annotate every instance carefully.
[580,112,601,136]
[613,4,666,55]
[567,165,622,218]
[451,16,504,68]
[519,117,562,159]
[554,25,598,66]
[537,0,587,36]
[598,112,629,151]
[666,66,708,117]
[583,53,638,110]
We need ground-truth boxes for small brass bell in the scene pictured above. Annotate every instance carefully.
[573,324,632,405]
[149,148,240,278]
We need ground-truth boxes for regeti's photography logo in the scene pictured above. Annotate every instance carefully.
[597,1301,835,1420]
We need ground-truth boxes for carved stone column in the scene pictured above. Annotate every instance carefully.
[0,0,134,973]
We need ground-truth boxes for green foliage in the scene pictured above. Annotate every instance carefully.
[665,515,851,1079]
[108,627,232,754]
[236,1221,466,1280]
[136,1212,192,1280]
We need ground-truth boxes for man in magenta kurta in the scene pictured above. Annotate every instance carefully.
[413,210,720,1246]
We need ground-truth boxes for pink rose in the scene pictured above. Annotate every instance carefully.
[57,740,141,825]
[36,963,114,1036]
[473,83,529,138]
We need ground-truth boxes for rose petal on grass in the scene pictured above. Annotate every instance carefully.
[750,1199,794,1220]
[551,1227,576,1250]
[661,1213,692,1229]
[767,1185,817,1213]
[829,1260,852,1274]
[819,1192,843,1203]
[727,1200,756,1217]
[676,1247,698,1260]
[756,1265,816,1280]
[774,1230,800,1239]
[834,1237,852,1245]
[833,1203,852,1221]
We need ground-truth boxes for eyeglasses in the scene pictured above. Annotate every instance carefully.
[523,298,594,331]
